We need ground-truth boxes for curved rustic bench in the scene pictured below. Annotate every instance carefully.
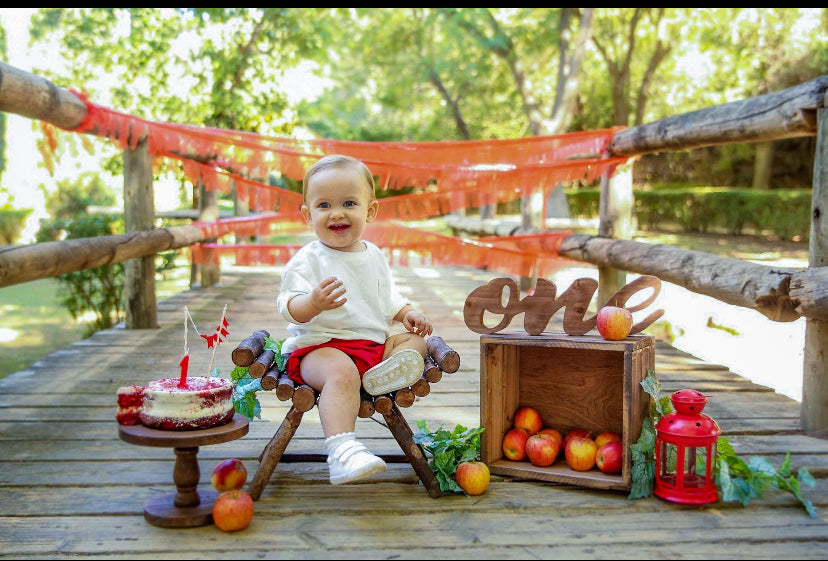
[231,331,460,500]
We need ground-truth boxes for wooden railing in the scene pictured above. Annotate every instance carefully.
[0,61,826,436]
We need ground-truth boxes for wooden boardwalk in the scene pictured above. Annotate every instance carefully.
[1,261,827,559]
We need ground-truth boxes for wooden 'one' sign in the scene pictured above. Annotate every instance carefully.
[463,275,664,336]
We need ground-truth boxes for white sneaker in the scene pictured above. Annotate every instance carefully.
[361,349,424,396]
[327,439,387,484]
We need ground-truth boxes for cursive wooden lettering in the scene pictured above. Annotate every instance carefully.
[464,275,664,336]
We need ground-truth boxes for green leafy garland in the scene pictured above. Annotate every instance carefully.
[230,337,286,421]
[413,420,485,495]
[629,369,816,517]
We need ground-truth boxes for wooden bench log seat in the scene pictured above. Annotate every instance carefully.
[230,331,460,500]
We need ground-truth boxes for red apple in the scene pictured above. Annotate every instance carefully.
[594,431,622,449]
[564,436,598,471]
[563,428,593,447]
[596,440,623,474]
[525,433,560,467]
[212,489,254,532]
[596,305,633,340]
[502,427,530,461]
[512,406,543,435]
[211,458,248,492]
[539,427,563,452]
[455,460,490,496]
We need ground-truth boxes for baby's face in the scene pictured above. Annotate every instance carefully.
[301,166,378,252]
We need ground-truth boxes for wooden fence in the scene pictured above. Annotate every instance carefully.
[0,61,825,436]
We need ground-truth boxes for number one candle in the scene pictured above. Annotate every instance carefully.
[178,306,190,387]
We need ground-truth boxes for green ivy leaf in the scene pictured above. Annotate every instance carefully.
[230,365,262,420]
[234,389,261,420]
[413,420,485,495]
[264,337,288,372]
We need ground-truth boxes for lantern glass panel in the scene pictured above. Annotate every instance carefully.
[658,441,678,485]
[682,446,707,488]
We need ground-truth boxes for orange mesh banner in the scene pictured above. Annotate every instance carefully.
[69,96,627,198]
[60,95,627,271]
[190,217,582,278]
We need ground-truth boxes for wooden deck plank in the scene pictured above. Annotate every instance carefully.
[3,508,828,557]
[1,263,826,559]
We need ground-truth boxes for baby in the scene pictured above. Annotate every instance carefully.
[277,154,433,484]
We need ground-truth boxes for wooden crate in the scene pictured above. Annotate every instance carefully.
[480,331,655,491]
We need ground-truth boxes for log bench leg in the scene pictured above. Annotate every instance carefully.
[248,406,304,501]
[381,403,443,498]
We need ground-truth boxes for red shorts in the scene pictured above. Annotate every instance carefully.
[285,338,387,386]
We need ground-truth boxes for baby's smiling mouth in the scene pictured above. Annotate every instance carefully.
[329,223,350,233]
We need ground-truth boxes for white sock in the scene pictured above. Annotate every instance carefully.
[325,432,356,456]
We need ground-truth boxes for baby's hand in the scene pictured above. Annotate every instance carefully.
[403,311,433,337]
[311,277,346,311]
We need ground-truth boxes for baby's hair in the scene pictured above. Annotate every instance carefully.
[302,155,376,202]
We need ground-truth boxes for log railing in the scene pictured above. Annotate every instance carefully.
[0,61,826,435]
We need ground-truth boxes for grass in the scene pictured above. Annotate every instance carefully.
[0,278,84,378]
[0,258,192,381]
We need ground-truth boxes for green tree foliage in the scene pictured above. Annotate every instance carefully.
[24,8,828,186]
[30,8,326,134]
[35,213,125,335]
[42,172,117,220]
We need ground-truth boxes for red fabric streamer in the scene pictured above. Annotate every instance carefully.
[55,95,632,274]
[190,221,581,279]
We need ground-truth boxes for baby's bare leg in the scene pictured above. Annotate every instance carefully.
[382,332,427,359]
[299,347,361,438]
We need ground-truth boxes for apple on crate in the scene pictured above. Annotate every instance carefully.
[212,489,254,532]
[502,427,530,461]
[211,458,248,492]
[596,440,623,474]
[564,436,598,471]
[596,305,633,340]
[525,433,560,467]
[455,460,490,496]
[539,427,563,452]
[563,428,592,447]
[594,431,622,449]
[512,406,543,435]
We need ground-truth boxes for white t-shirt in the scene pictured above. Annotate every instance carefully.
[277,239,409,356]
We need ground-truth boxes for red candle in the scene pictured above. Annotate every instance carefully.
[178,354,190,387]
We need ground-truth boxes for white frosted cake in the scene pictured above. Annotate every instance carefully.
[138,377,235,431]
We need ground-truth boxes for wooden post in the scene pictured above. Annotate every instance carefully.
[597,158,635,308]
[123,137,157,329]
[802,105,828,438]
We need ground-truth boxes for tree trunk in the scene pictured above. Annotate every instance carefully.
[198,181,221,288]
[752,141,774,190]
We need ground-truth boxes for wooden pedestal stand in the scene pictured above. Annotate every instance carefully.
[118,414,249,528]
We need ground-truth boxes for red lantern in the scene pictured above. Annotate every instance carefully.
[654,389,722,505]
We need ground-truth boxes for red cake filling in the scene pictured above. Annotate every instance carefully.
[116,385,145,426]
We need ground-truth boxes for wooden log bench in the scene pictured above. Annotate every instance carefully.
[231,330,461,500]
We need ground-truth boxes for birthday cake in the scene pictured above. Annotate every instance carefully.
[136,377,235,431]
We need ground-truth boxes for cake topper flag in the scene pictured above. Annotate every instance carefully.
[207,305,229,377]
[180,305,231,384]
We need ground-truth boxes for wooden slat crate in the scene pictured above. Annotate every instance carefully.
[479,331,655,491]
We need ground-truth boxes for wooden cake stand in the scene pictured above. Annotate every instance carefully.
[118,414,250,528]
